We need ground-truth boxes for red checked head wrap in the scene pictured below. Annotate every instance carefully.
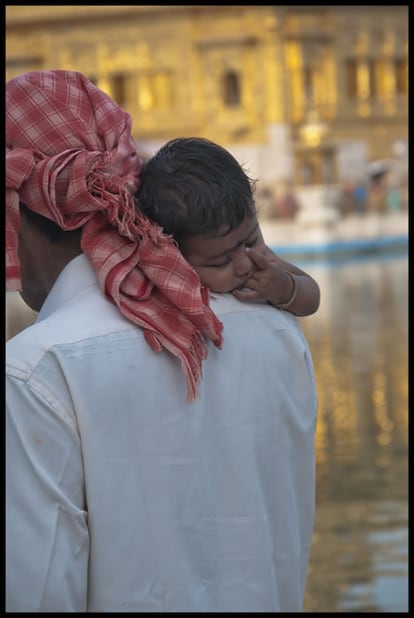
[6,70,223,402]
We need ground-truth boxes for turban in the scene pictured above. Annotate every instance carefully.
[6,70,223,402]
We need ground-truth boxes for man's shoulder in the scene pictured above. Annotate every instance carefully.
[209,293,307,352]
[6,290,137,380]
[210,292,297,324]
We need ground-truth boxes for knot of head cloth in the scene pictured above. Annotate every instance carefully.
[6,70,223,402]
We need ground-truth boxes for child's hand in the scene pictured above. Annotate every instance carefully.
[232,246,294,307]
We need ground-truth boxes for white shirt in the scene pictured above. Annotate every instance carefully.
[6,253,317,612]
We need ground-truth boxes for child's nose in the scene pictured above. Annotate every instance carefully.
[233,247,254,277]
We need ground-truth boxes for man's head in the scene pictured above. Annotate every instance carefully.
[6,70,141,310]
[136,137,266,293]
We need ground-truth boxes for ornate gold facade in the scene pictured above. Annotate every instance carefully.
[6,5,408,187]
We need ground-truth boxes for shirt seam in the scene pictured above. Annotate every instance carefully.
[6,368,79,437]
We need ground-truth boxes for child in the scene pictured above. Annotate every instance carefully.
[136,137,320,316]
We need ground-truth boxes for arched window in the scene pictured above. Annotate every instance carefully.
[111,73,127,107]
[346,59,358,99]
[222,70,241,107]
[395,58,408,95]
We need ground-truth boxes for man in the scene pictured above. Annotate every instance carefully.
[6,70,317,612]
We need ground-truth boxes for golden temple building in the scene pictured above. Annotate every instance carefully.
[6,5,408,195]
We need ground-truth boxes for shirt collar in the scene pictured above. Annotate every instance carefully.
[37,254,97,322]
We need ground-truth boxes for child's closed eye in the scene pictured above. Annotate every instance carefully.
[208,258,231,268]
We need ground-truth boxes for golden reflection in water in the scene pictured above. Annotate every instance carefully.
[5,252,408,612]
[299,252,408,612]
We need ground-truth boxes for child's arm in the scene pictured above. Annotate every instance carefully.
[232,246,320,316]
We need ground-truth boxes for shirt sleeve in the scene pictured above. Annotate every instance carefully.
[6,373,89,612]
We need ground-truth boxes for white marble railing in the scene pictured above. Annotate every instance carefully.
[260,210,409,249]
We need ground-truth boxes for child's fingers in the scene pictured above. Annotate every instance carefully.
[232,287,260,302]
[245,247,270,270]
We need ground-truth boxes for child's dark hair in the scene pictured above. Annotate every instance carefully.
[135,137,257,245]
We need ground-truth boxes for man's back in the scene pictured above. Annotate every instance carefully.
[6,254,317,612]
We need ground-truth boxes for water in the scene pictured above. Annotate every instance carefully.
[5,251,409,612]
[298,252,408,613]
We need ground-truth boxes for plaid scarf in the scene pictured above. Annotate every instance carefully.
[6,70,223,402]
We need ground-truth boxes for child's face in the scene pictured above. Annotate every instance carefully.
[180,215,266,293]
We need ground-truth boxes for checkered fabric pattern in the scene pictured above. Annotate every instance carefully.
[6,70,223,402]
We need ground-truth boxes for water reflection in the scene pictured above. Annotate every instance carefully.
[5,251,409,612]
[298,252,408,613]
